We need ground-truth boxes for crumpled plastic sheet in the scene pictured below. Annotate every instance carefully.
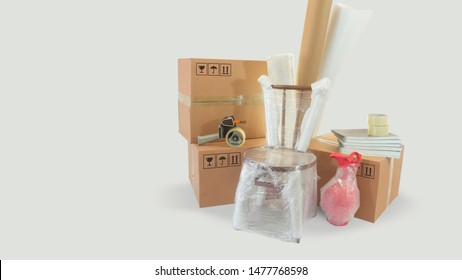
[233,147,317,243]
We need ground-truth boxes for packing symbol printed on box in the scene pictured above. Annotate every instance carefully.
[203,152,241,169]
[196,63,232,76]
[357,163,375,179]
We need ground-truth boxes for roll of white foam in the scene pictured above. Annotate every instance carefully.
[319,4,373,85]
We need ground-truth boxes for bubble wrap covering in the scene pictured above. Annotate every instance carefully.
[320,152,361,226]
[233,147,317,243]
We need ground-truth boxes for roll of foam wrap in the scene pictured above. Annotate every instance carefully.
[319,3,373,85]
[267,54,295,85]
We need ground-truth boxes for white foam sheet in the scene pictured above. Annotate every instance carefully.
[319,4,373,85]
[315,4,372,137]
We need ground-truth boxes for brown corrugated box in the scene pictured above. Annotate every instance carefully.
[178,58,267,143]
[188,138,266,207]
[309,133,404,223]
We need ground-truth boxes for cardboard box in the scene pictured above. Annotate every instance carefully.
[309,133,404,223]
[178,58,267,144]
[188,138,267,207]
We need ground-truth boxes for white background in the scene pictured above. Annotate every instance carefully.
[1,0,461,259]
[2,260,461,279]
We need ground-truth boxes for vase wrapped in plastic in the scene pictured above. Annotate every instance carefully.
[320,152,361,226]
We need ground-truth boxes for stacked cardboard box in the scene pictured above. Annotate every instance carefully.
[178,58,267,143]
[188,138,267,207]
[178,58,268,207]
[309,133,404,223]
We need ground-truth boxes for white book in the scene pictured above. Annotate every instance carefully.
[338,139,402,152]
[332,129,401,145]
[339,146,401,159]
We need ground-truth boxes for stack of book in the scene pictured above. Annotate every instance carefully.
[331,129,402,158]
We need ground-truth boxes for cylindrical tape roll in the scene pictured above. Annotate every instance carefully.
[368,114,388,126]
[368,125,389,137]
[226,127,246,147]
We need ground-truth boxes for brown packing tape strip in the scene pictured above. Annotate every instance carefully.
[178,92,263,106]
[297,0,333,86]
[386,158,395,206]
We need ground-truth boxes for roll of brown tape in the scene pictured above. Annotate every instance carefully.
[226,127,246,147]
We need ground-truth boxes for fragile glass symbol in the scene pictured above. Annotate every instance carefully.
[206,157,213,166]
[198,65,205,73]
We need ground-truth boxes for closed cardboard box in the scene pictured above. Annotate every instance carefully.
[178,58,267,144]
[188,138,266,207]
[309,133,404,223]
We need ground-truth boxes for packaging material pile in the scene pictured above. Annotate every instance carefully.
[177,0,405,242]
[232,0,375,242]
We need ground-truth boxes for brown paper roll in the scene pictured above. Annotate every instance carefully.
[296,0,332,86]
